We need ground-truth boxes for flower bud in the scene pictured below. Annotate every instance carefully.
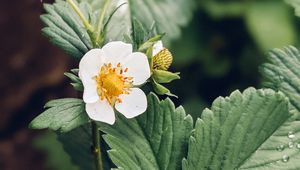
[153,48,173,70]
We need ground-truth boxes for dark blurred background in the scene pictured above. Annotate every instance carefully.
[0,0,299,169]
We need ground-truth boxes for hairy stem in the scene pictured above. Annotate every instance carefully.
[95,0,111,45]
[92,121,103,170]
[66,0,94,31]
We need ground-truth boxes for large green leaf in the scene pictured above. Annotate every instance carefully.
[182,87,291,170]
[245,46,300,169]
[41,0,93,58]
[261,46,300,114]
[29,98,89,133]
[57,124,113,170]
[239,115,300,169]
[98,93,193,170]
[57,124,96,170]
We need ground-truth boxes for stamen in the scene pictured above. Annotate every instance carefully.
[95,63,133,105]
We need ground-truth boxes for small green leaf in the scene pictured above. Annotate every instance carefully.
[138,34,165,52]
[131,18,148,50]
[183,88,291,170]
[99,93,193,170]
[29,98,89,133]
[152,69,180,83]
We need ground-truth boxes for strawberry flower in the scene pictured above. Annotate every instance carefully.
[79,41,151,124]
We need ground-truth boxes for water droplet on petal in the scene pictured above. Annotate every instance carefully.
[289,141,294,148]
[288,131,295,139]
[276,145,285,152]
[282,155,289,163]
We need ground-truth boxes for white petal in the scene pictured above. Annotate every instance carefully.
[81,73,99,103]
[86,100,115,124]
[122,52,151,85]
[152,40,164,56]
[115,88,147,118]
[79,49,105,79]
[102,41,132,66]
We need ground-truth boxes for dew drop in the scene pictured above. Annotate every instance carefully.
[276,145,285,152]
[288,131,295,139]
[296,143,300,149]
[282,155,289,163]
[288,141,294,148]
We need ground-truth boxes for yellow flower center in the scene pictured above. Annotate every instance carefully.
[95,63,133,105]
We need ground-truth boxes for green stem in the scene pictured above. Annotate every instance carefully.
[91,121,103,170]
[95,0,111,45]
[66,0,94,32]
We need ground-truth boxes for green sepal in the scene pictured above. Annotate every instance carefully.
[152,69,180,83]
[138,33,165,52]
[151,79,177,98]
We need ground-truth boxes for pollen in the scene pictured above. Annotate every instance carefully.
[95,63,133,105]
[153,48,173,70]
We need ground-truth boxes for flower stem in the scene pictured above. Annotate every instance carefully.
[95,0,111,46]
[91,121,104,170]
[66,0,94,32]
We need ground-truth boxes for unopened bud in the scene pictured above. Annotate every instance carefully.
[153,48,173,70]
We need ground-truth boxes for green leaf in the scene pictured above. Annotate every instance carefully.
[57,124,114,170]
[245,46,300,169]
[41,1,93,58]
[57,124,96,170]
[42,0,195,57]
[29,98,89,133]
[182,87,291,170]
[98,93,193,170]
[64,71,84,91]
[118,0,195,43]
[260,46,300,115]
[245,1,296,51]
[239,111,300,169]
[33,132,80,170]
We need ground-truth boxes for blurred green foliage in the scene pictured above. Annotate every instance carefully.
[169,0,299,118]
